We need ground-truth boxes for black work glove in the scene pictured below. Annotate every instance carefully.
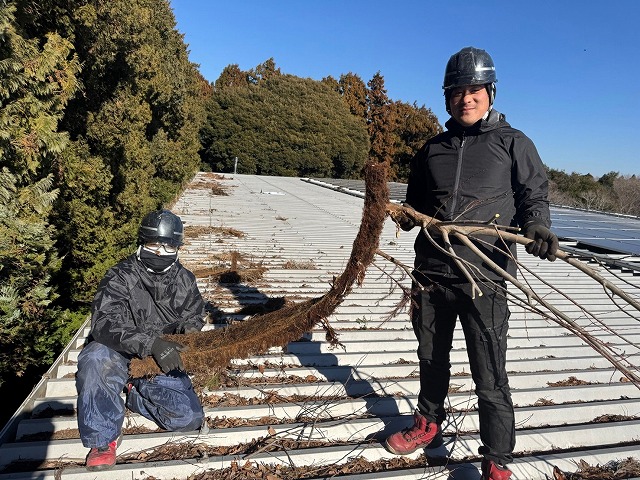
[523,223,559,261]
[393,203,419,231]
[151,338,186,373]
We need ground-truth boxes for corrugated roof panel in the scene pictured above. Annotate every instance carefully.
[0,173,639,480]
[310,178,640,257]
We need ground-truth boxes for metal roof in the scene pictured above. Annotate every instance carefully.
[1,172,639,479]
[310,177,640,260]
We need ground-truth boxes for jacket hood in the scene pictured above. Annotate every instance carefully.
[445,108,509,134]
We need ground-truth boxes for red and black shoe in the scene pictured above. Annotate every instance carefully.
[481,458,512,479]
[384,410,442,455]
[86,436,121,471]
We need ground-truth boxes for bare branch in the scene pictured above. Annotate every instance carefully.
[387,203,640,314]
[387,202,640,389]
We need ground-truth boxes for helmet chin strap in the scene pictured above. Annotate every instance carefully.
[486,83,496,106]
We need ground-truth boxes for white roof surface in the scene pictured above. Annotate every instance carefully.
[0,172,639,479]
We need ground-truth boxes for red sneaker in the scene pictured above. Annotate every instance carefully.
[481,459,512,479]
[86,439,118,471]
[384,410,442,455]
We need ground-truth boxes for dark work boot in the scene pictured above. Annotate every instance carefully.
[384,410,442,455]
[481,458,512,479]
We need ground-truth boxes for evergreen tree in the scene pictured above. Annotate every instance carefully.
[391,101,442,181]
[0,2,81,385]
[18,0,207,302]
[0,171,63,381]
[366,72,396,166]
[338,72,368,119]
[201,66,369,178]
[248,57,281,85]
[329,71,441,180]
[215,64,249,91]
[0,2,80,177]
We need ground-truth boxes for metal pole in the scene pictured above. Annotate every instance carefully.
[233,157,238,175]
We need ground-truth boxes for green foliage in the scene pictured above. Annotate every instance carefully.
[338,73,368,119]
[16,0,208,301]
[215,64,250,91]
[248,58,281,85]
[0,2,80,177]
[0,3,81,386]
[201,72,369,178]
[0,0,208,395]
[367,72,395,165]
[391,101,442,181]
[548,168,598,196]
[597,171,619,189]
[0,170,63,382]
[52,139,121,302]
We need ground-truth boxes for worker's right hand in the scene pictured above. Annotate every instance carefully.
[393,203,419,231]
[151,338,186,373]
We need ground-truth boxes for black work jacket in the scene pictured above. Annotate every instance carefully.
[88,254,206,359]
[405,109,551,281]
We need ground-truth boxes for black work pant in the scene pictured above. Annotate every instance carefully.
[411,279,515,465]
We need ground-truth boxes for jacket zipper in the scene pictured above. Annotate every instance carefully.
[450,131,465,218]
[445,131,465,276]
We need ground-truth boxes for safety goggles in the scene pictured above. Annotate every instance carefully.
[143,243,179,254]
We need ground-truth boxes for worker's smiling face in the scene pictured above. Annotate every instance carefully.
[449,84,490,127]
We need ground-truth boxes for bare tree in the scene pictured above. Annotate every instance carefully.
[579,189,611,211]
[613,175,640,215]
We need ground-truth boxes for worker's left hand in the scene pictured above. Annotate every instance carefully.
[151,338,186,373]
[523,223,559,261]
[181,324,201,334]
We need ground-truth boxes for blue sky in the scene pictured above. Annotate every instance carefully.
[170,1,639,178]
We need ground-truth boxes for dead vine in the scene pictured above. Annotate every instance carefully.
[129,161,390,378]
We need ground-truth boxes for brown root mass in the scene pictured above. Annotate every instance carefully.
[129,161,390,379]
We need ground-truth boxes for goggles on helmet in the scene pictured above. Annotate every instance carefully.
[143,243,179,255]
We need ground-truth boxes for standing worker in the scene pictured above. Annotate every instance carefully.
[76,209,207,471]
[384,46,559,479]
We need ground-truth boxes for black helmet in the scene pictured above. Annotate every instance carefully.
[443,46,497,113]
[137,209,184,247]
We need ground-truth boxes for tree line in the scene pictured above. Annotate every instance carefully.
[1,0,637,429]
[200,58,442,180]
[548,169,640,216]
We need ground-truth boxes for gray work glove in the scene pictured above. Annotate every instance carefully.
[151,338,186,373]
[180,324,201,334]
[523,223,559,261]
